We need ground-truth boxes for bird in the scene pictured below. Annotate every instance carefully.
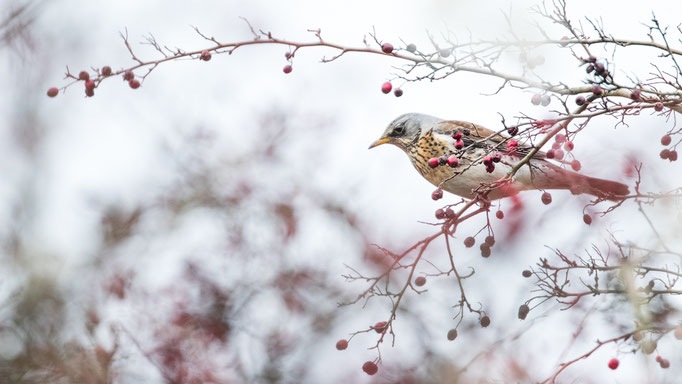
[369,113,629,201]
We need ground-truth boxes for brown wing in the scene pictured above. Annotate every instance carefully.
[434,120,543,158]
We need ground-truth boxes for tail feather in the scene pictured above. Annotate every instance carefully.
[584,176,630,198]
[527,162,630,200]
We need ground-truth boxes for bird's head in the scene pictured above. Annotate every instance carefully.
[369,113,442,150]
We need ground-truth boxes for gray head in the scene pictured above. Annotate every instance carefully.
[369,113,442,150]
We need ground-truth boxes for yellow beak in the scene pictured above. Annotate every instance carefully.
[368,137,390,149]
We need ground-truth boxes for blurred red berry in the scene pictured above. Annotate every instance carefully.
[447,155,459,167]
[445,208,455,218]
[656,355,663,363]
[608,358,619,370]
[485,235,495,246]
[674,327,682,339]
[428,158,439,168]
[439,156,448,166]
[285,52,292,60]
[454,139,464,149]
[496,211,504,219]
[362,361,378,375]
[47,87,58,97]
[555,134,566,143]
[630,89,641,101]
[447,328,457,341]
[381,82,392,94]
[552,142,561,150]
[546,149,555,159]
[394,88,403,97]
[374,321,387,333]
[660,149,670,159]
[336,339,348,350]
[661,135,672,146]
[541,192,552,205]
[123,70,134,81]
[129,79,140,89]
[480,243,491,258]
[518,304,530,320]
[452,131,462,140]
[85,87,94,97]
[483,155,493,166]
[464,237,475,248]
[591,85,602,95]
[414,276,426,287]
[381,43,394,54]
[485,164,495,173]
[563,141,574,151]
[554,149,565,160]
[531,94,542,105]
[435,209,445,220]
[522,270,532,278]
[85,80,95,91]
[654,102,664,112]
[492,153,501,163]
[78,71,90,81]
[480,316,490,327]
[283,65,292,74]
[200,50,212,61]
[583,214,592,225]
[432,188,443,200]
[670,150,678,161]
[660,359,670,369]
[575,96,586,106]
[507,140,518,149]
[101,66,112,76]
[571,160,581,171]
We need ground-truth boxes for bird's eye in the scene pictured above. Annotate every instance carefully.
[391,125,405,136]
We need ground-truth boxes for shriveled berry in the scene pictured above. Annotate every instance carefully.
[507,126,519,136]
[47,87,58,97]
[554,149,565,160]
[670,151,678,161]
[362,361,378,375]
[660,149,670,159]
[518,304,530,320]
[485,236,495,246]
[406,43,416,53]
[571,160,582,171]
[630,89,641,101]
[85,80,95,91]
[414,276,426,287]
[129,79,140,89]
[78,71,90,81]
[654,102,664,112]
[674,327,682,339]
[101,66,112,76]
[381,43,394,54]
[541,95,551,106]
[447,155,459,167]
[564,141,574,151]
[381,82,392,94]
[480,316,490,327]
[447,328,457,341]
[432,188,443,200]
[496,211,504,219]
[439,156,448,166]
[575,96,586,106]
[583,214,592,225]
[522,270,532,278]
[336,339,348,350]
[541,192,552,205]
[283,65,292,74]
[661,135,672,146]
[660,359,670,369]
[531,94,542,105]
[480,243,491,258]
[428,158,439,168]
[123,70,134,81]
[452,131,462,140]
[374,321,387,333]
[464,237,475,248]
[608,358,619,370]
[435,209,445,220]
[394,88,403,97]
[454,139,464,149]
[200,50,212,61]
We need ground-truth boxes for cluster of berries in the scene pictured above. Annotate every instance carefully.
[659,134,678,161]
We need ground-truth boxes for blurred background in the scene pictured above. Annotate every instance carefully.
[1,0,682,383]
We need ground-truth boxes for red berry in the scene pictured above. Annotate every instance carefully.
[654,102,664,112]
[518,304,530,320]
[283,65,292,74]
[85,87,94,97]
[78,71,90,81]
[507,126,519,136]
[660,149,671,159]
[552,142,561,150]
[555,133,566,143]
[583,214,592,225]
[432,188,443,200]
[661,135,672,146]
[336,339,348,350]
[452,131,462,140]
[541,192,552,205]
[47,87,58,97]
[435,209,445,220]
[447,155,459,167]
[428,158,439,168]
[591,85,602,95]
[546,149,555,159]
[284,52,292,60]
[485,164,495,173]
[464,237,475,248]
[374,321,387,333]
[575,96,586,106]
[381,82,392,94]
[200,50,212,61]
[492,153,502,163]
[563,141,574,151]
[414,276,426,286]
[485,236,495,246]
[362,361,378,375]
[656,355,663,363]
[480,243,491,258]
[571,160,582,171]
[608,358,619,370]
[483,155,493,166]
[507,140,518,149]
[101,66,112,76]
[496,211,504,219]
[660,359,670,369]
[394,88,403,97]
[674,327,682,339]
[447,329,457,341]
[123,70,134,81]
[630,89,641,101]
[129,79,140,89]
[85,80,95,91]
[445,208,455,218]
[554,149,565,160]
[670,151,678,161]
[531,94,542,105]
[480,316,490,327]
[522,270,532,278]
[381,43,394,54]
[594,62,606,75]
[439,156,448,166]
[454,139,464,149]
